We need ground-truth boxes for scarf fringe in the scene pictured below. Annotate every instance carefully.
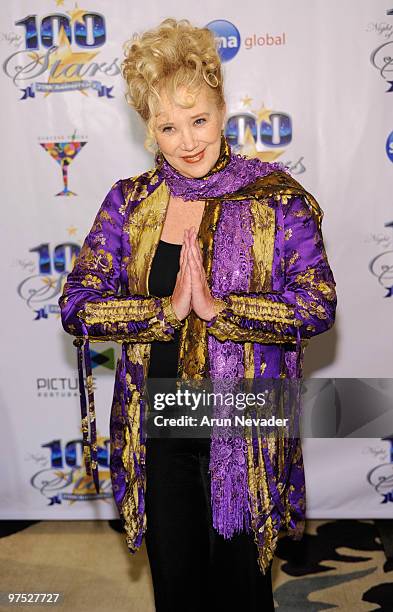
[210,455,251,538]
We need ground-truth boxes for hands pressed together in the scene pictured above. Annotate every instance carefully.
[171,227,217,322]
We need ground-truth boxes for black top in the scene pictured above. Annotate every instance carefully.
[147,240,182,378]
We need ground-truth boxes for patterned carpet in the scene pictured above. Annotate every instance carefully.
[0,519,392,611]
[274,520,393,611]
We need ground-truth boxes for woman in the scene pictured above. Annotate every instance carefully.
[59,18,337,612]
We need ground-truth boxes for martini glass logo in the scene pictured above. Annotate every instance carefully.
[39,131,87,196]
[225,97,292,162]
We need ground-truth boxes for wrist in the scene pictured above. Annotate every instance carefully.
[213,297,229,315]
[161,296,184,329]
[204,297,228,322]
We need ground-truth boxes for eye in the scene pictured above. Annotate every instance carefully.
[161,126,174,133]
[194,117,207,126]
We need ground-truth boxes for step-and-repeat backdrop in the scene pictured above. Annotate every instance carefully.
[1,0,392,519]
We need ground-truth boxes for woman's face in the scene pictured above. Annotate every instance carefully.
[152,84,226,179]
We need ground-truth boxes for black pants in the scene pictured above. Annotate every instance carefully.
[145,437,275,612]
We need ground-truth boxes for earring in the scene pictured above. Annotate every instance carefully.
[154,147,164,170]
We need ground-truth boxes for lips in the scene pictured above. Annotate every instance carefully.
[182,149,205,163]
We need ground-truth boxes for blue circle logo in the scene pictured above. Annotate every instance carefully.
[386,131,393,163]
[206,20,241,62]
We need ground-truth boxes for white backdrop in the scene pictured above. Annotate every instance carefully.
[1,0,392,519]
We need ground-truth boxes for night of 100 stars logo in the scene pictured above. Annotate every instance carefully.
[367,437,393,504]
[28,430,112,505]
[2,1,119,100]
[226,95,306,175]
[368,221,393,298]
[15,222,80,321]
[368,7,393,93]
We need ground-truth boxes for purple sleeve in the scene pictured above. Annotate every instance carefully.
[206,195,337,343]
[58,181,183,342]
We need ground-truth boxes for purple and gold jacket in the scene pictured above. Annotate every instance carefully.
[59,149,336,573]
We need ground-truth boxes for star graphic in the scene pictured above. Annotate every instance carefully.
[42,276,57,289]
[254,105,273,124]
[241,95,253,107]
[67,225,78,236]
[55,0,65,6]
[67,3,88,27]
[29,25,99,97]
[54,471,69,481]
[241,125,284,162]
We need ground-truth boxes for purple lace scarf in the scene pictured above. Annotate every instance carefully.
[157,136,289,538]
[156,134,288,201]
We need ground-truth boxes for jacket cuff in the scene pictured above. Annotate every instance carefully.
[160,296,184,330]
[206,297,231,328]
[77,296,159,324]
[226,294,295,325]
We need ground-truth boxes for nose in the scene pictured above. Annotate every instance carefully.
[181,127,198,152]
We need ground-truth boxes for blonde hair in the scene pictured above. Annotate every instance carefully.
[121,18,225,151]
